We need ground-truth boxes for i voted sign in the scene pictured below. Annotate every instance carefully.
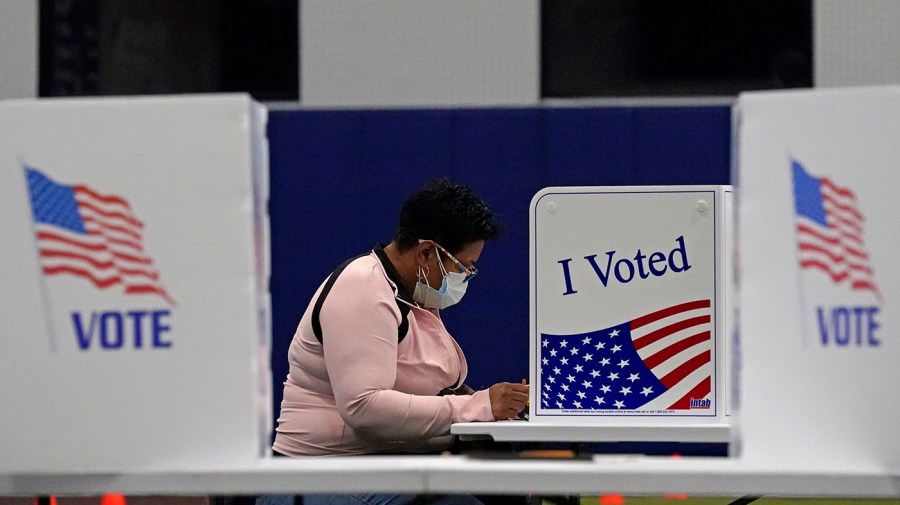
[558,235,693,294]
[529,187,730,420]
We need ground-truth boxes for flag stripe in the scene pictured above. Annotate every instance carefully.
[798,242,846,264]
[72,183,130,207]
[43,265,122,289]
[126,285,160,295]
[125,284,172,301]
[659,350,710,389]
[796,222,839,246]
[82,215,142,242]
[820,177,854,199]
[106,236,143,252]
[632,315,710,351]
[822,195,863,223]
[797,215,865,250]
[828,214,863,237]
[40,249,115,270]
[631,299,710,330]
[844,246,869,261]
[851,280,878,291]
[36,230,106,251]
[799,259,850,282]
[641,331,710,369]
[75,199,144,230]
[74,185,143,219]
[803,257,872,276]
[118,266,160,280]
[110,249,152,265]
[667,376,712,410]
[798,244,876,285]
[798,239,872,273]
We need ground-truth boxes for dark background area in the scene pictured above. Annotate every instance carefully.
[39,0,298,100]
[542,0,812,97]
[39,0,811,100]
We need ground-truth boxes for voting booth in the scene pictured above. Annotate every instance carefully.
[529,186,733,433]
[734,86,900,472]
[0,94,272,472]
[454,185,734,443]
[530,186,732,422]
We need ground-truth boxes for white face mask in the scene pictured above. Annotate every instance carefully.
[412,251,469,309]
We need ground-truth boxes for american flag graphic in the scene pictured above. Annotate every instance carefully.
[539,299,712,412]
[791,160,879,297]
[25,167,175,306]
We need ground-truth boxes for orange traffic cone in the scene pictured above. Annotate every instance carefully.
[600,494,625,505]
[100,493,127,505]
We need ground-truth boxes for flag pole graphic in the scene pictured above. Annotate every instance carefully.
[790,158,812,349]
[23,164,58,352]
[792,211,812,350]
[794,236,811,350]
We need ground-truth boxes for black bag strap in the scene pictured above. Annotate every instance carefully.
[311,253,410,344]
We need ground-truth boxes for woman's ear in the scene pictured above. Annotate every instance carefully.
[415,240,432,263]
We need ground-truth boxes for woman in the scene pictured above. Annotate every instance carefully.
[263,179,529,505]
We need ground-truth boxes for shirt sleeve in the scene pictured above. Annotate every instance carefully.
[319,262,493,444]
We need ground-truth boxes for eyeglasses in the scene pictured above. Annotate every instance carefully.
[419,239,478,282]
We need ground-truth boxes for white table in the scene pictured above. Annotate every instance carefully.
[2,455,898,498]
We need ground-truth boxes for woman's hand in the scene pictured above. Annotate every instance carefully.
[488,382,530,420]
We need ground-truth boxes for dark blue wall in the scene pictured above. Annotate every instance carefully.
[267,106,732,424]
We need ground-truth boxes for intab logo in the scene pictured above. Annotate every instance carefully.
[791,160,881,348]
[24,166,175,351]
[689,398,710,409]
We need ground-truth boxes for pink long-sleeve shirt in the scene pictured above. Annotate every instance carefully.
[273,247,494,456]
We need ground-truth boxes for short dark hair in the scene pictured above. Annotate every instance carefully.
[393,178,503,253]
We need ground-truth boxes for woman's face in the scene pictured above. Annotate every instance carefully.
[424,239,484,289]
